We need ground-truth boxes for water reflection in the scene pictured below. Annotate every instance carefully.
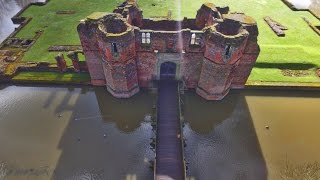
[0,0,19,42]
[0,85,154,180]
[184,89,320,180]
[0,0,43,43]
[93,88,155,132]
[183,91,239,134]
[184,91,267,180]
[1,84,320,179]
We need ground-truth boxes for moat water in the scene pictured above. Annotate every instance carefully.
[0,0,45,43]
[1,1,320,179]
[0,85,320,179]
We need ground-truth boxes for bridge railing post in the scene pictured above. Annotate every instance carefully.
[178,82,187,179]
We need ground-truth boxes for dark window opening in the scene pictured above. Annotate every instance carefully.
[225,45,231,57]
[111,42,118,55]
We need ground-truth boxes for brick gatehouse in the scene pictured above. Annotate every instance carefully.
[77,0,260,100]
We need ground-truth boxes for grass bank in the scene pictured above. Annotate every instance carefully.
[12,72,91,84]
[12,0,320,84]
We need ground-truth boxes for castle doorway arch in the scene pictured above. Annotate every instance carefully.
[160,61,177,80]
[156,53,181,80]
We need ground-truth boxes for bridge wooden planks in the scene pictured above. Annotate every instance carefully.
[155,80,184,180]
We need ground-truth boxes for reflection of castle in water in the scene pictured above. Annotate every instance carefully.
[78,0,260,100]
[94,88,154,132]
[183,91,268,179]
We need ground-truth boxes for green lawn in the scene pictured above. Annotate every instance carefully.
[15,0,320,83]
[12,71,91,83]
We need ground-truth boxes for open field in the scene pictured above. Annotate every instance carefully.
[11,0,320,84]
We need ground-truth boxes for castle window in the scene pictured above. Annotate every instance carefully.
[142,32,151,44]
[111,42,118,55]
[190,33,196,45]
[146,33,151,44]
[190,33,200,45]
[141,33,146,44]
[225,45,231,57]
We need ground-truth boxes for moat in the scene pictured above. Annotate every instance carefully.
[1,85,320,179]
[1,0,320,180]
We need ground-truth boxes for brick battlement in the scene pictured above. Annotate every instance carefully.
[77,1,260,100]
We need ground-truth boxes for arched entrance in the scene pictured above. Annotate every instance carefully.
[160,61,177,80]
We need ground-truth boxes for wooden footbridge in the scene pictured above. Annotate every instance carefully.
[154,80,186,180]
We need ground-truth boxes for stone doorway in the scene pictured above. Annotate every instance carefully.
[160,61,177,80]
[156,53,181,80]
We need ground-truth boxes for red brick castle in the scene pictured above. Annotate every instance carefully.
[77,1,260,100]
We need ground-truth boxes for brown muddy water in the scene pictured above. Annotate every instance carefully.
[0,85,155,180]
[0,85,320,180]
[183,89,320,180]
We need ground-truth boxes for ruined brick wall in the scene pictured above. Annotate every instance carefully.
[180,52,203,88]
[138,31,184,53]
[136,28,203,52]
[113,0,143,27]
[141,19,200,31]
[135,29,204,88]
[77,22,105,86]
[195,3,222,29]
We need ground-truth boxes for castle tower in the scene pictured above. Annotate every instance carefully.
[95,13,139,98]
[77,13,106,86]
[196,19,249,100]
[224,13,260,88]
[78,13,139,98]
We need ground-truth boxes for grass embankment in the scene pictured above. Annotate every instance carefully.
[14,0,320,84]
[12,72,90,84]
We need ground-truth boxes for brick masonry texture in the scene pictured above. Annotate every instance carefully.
[77,1,260,100]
